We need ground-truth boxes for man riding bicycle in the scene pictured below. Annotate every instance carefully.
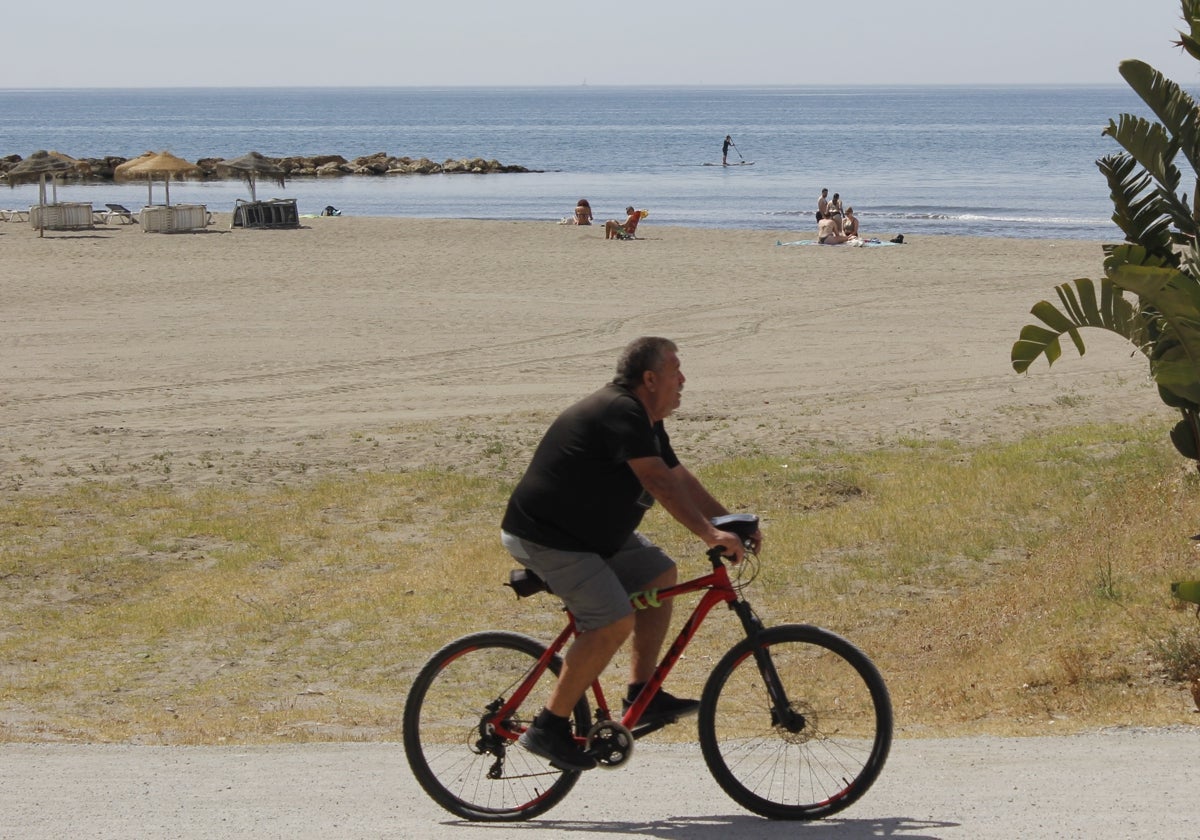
[501,336,762,771]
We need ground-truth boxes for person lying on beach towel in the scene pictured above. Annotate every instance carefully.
[775,236,900,247]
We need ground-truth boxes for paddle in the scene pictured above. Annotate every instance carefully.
[730,141,745,162]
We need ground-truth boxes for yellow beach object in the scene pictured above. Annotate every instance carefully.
[1170,580,1200,605]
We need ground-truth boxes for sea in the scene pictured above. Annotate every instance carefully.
[0,85,1175,239]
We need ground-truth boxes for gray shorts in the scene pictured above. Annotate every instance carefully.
[501,531,675,632]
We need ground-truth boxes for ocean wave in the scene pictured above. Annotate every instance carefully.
[763,207,1108,226]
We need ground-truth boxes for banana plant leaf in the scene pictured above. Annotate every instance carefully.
[1108,260,1200,405]
[1011,276,1143,373]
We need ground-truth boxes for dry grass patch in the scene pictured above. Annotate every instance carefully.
[2,422,1199,744]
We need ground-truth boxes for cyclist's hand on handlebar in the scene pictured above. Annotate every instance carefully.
[710,530,747,563]
[747,529,763,557]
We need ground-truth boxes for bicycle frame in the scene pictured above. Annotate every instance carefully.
[487,550,778,743]
[407,515,891,822]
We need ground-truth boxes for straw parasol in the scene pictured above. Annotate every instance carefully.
[5,149,79,191]
[114,150,201,205]
[5,150,83,237]
[214,151,287,202]
[112,151,154,202]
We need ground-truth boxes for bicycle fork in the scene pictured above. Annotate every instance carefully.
[730,599,805,733]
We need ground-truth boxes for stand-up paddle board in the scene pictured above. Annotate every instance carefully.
[693,161,756,166]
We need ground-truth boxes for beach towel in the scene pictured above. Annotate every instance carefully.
[776,238,895,247]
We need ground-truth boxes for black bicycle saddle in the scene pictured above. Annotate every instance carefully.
[711,513,759,540]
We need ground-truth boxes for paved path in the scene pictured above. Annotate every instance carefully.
[2,728,1197,839]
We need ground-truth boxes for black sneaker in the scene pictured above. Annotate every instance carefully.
[518,718,597,772]
[623,688,700,726]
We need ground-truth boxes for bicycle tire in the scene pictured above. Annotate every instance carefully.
[698,624,892,820]
[403,630,590,822]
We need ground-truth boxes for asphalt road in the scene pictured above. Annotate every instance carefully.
[2,728,1197,839]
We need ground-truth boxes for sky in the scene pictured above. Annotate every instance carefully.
[5,0,1200,88]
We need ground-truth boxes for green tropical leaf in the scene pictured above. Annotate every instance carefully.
[1098,114,1194,237]
[1102,113,1180,192]
[1107,261,1200,403]
[1015,3,1200,463]
[1118,59,1200,172]
[1176,0,1200,61]
[1096,154,1177,255]
[1010,277,1141,373]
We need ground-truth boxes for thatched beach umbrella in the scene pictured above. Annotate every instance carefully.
[214,151,287,202]
[5,150,81,237]
[5,150,78,193]
[114,150,201,205]
[112,151,155,203]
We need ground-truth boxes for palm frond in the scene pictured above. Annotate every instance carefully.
[1097,153,1178,256]
[1107,254,1200,404]
[1118,59,1200,174]
[1102,114,1181,191]
[1011,277,1144,373]
[1174,0,1200,62]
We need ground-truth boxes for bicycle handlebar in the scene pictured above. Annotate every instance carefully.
[708,513,761,563]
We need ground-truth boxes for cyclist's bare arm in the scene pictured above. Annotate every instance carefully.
[628,457,747,561]
[670,463,763,554]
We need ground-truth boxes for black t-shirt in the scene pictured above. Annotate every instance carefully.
[502,383,679,557]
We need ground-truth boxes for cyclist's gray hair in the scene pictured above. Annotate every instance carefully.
[613,337,677,389]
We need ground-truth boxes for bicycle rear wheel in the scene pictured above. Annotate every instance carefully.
[403,630,590,822]
[698,624,892,820]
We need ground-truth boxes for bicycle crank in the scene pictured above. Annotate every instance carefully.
[586,720,634,769]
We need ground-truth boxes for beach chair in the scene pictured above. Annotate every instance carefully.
[102,203,137,225]
[613,210,646,240]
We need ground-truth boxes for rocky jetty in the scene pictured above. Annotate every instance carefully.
[0,152,535,182]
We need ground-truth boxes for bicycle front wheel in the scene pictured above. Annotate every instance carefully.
[403,630,589,822]
[698,624,892,820]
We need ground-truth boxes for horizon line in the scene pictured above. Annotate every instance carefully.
[0,81,1145,94]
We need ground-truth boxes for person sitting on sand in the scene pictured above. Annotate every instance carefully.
[818,216,848,245]
[605,206,644,240]
[573,199,593,225]
[842,207,860,239]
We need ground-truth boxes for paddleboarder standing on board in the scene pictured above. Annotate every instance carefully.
[722,135,733,166]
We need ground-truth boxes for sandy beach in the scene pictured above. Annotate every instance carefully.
[3,215,1195,837]
[0,214,1165,498]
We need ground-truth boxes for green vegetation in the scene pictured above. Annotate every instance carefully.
[1013,0,1200,464]
[2,421,1198,744]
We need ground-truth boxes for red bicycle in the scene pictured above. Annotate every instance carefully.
[403,514,892,821]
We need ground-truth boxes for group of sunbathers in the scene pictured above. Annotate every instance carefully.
[567,199,647,239]
[816,187,862,245]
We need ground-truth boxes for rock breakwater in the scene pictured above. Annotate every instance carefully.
[0,151,535,182]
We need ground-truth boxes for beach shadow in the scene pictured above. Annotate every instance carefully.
[31,233,115,240]
[441,815,957,839]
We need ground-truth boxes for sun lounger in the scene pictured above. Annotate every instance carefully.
[102,203,137,224]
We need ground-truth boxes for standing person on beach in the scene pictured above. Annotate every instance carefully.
[502,337,759,771]
[817,188,830,220]
[827,193,844,223]
[722,135,733,166]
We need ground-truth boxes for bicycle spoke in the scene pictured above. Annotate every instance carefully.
[403,632,586,821]
[698,625,891,820]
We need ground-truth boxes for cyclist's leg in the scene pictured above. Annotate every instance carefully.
[605,532,678,686]
[549,614,633,716]
[501,532,638,766]
[629,566,676,684]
